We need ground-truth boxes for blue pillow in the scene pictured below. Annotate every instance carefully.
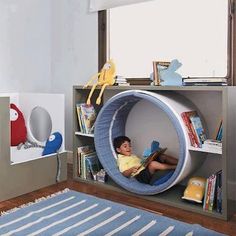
[42,132,63,156]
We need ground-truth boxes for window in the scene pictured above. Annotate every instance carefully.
[106,0,230,78]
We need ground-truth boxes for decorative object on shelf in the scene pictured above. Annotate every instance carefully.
[152,61,170,85]
[182,176,206,203]
[42,132,63,156]
[96,169,108,182]
[84,59,116,105]
[151,59,182,86]
[143,140,161,157]
[10,103,27,146]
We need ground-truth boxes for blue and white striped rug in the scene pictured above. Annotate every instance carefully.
[0,189,224,236]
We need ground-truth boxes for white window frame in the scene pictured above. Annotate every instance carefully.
[104,0,233,79]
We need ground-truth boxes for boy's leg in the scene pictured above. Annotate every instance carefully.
[159,154,178,165]
[148,161,176,174]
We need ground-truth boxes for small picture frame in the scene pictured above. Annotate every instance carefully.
[152,61,170,86]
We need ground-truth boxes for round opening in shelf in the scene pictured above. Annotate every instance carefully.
[94,90,205,195]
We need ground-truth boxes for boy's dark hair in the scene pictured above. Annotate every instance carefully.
[113,136,131,153]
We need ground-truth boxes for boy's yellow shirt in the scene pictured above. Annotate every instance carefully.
[117,154,145,177]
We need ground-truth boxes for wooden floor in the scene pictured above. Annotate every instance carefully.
[0,164,235,235]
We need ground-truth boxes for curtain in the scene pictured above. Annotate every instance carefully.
[89,0,154,12]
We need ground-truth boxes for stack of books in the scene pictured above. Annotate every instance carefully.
[77,145,102,180]
[115,76,130,86]
[76,103,96,134]
[202,139,222,153]
[203,170,222,213]
[126,78,152,85]
[182,78,228,86]
[181,111,206,147]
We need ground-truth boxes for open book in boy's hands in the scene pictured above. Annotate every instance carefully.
[140,147,167,168]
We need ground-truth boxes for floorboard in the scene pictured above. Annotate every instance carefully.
[0,164,235,235]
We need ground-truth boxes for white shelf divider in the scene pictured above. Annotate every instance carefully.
[75,131,94,138]
[188,146,222,155]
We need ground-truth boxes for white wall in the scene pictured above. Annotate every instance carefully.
[0,0,52,93]
[0,0,98,150]
[51,0,98,150]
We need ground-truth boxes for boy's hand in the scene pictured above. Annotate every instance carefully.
[131,166,140,173]
[122,166,141,177]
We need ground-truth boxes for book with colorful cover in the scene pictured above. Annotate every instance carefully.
[140,148,167,169]
[78,103,97,134]
[181,112,198,147]
[189,115,206,147]
[76,104,84,133]
[182,111,206,147]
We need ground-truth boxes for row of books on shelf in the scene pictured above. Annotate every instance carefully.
[182,78,228,86]
[76,103,97,134]
[77,145,107,182]
[203,170,222,213]
[181,110,222,151]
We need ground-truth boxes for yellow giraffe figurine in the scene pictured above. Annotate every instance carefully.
[84,59,116,105]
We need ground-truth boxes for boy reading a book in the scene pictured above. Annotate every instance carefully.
[113,136,178,184]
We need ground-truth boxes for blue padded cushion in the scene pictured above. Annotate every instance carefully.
[152,170,174,186]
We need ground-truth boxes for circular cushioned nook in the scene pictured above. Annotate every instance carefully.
[94,90,205,195]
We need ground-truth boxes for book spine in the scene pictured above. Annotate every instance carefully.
[209,174,216,211]
[204,176,213,210]
[189,116,206,147]
[181,112,198,147]
[77,151,81,176]
[76,104,83,132]
[216,170,222,213]
[203,178,209,210]
[214,120,222,140]
[189,119,201,147]
[216,124,223,141]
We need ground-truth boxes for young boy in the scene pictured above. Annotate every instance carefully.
[113,136,178,184]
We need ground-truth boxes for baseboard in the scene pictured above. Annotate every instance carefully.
[228,180,236,200]
[67,151,73,164]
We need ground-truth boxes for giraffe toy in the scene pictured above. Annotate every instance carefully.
[84,59,116,105]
